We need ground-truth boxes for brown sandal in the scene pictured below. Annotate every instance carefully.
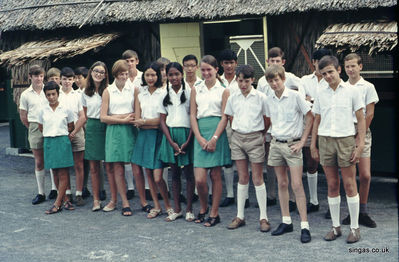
[63,201,75,210]
[45,205,62,214]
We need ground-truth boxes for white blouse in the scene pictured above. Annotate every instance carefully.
[138,86,166,119]
[158,85,191,128]
[59,89,83,123]
[107,82,135,115]
[195,80,225,119]
[82,91,102,119]
[19,85,47,122]
[39,103,74,137]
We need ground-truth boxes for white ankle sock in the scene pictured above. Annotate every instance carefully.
[66,189,72,195]
[347,194,360,229]
[76,191,82,196]
[301,221,310,230]
[255,183,268,220]
[162,168,169,191]
[223,167,234,198]
[50,169,57,190]
[125,165,135,190]
[236,183,248,219]
[35,169,45,195]
[307,171,318,205]
[282,216,292,224]
[328,196,341,227]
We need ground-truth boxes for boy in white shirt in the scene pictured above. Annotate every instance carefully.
[311,55,366,243]
[265,65,314,243]
[341,53,379,228]
[224,65,270,232]
[182,55,202,89]
[123,49,143,89]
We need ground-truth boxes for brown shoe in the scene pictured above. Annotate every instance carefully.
[75,196,85,206]
[227,217,245,229]
[260,219,271,232]
[346,228,360,244]
[324,226,342,241]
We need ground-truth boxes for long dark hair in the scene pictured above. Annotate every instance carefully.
[141,62,163,88]
[85,61,109,97]
[163,62,187,107]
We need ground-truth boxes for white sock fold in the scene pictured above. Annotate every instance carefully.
[125,165,135,190]
[223,167,234,198]
[328,196,341,227]
[301,221,310,230]
[347,194,360,229]
[236,183,249,220]
[307,171,318,205]
[50,169,57,190]
[66,189,72,195]
[35,169,45,195]
[282,216,292,224]
[75,191,82,196]
[255,183,268,221]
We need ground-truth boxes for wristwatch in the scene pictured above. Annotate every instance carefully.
[212,135,218,141]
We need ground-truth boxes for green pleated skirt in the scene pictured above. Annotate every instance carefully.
[131,129,163,169]
[193,116,232,168]
[159,127,193,166]
[44,136,74,169]
[84,118,106,160]
[105,124,137,163]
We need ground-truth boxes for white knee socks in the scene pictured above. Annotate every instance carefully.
[35,169,45,195]
[328,196,341,227]
[50,169,57,191]
[347,194,360,229]
[125,165,135,190]
[307,171,318,205]
[255,183,268,221]
[223,166,234,198]
[237,183,248,219]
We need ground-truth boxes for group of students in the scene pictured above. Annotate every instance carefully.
[19,46,378,244]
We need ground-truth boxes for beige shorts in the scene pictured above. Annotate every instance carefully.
[318,135,355,168]
[28,122,43,149]
[71,128,85,152]
[231,131,265,163]
[267,138,303,167]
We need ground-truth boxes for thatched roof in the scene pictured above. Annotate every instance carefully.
[0,0,396,32]
[315,21,397,55]
[0,33,120,67]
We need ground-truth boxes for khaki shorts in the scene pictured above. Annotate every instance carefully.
[318,135,355,168]
[28,122,43,149]
[71,128,85,152]
[267,138,303,167]
[231,131,265,163]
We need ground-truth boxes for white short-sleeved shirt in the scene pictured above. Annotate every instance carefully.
[258,72,306,99]
[184,76,202,89]
[224,87,267,134]
[59,89,83,123]
[221,74,239,94]
[39,103,74,137]
[158,85,191,128]
[19,85,47,122]
[138,86,166,119]
[265,87,311,140]
[107,82,135,115]
[301,72,328,99]
[347,77,379,123]
[126,70,143,89]
[312,80,364,137]
[195,80,225,119]
[82,91,102,119]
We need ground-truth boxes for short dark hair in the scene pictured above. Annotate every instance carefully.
[74,67,88,78]
[344,53,362,65]
[60,67,75,78]
[268,47,285,59]
[122,50,138,60]
[142,61,163,88]
[312,48,332,61]
[219,49,237,62]
[43,81,60,95]
[236,65,254,78]
[182,54,198,65]
[29,65,45,76]
[318,55,340,71]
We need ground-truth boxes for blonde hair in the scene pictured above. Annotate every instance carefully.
[111,60,129,78]
[265,64,285,80]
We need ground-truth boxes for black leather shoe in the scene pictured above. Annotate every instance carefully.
[145,189,152,200]
[359,213,377,228]
[126,189,135,200]
[220,197,235,207]
[325,209,331,219]
[179,194,187,204]
[48,190,57,200]
[244,199,250,208]
[301,229,312,243]
[32,194,46,205]
[342,214,350,225]
[82,187,91,199]
[271,223,293,236]
[267,198,277,206]
[289,201,297,212]
[192,194,199,203]
[307,203,320,213]
[100,190,106,201]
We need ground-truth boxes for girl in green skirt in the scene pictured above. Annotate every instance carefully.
[159,62,195,222]
[39,81,75,214]
[82,61,109,211]
[131,62,173,219]
[100,60,138,216]
[190,55,231,227]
